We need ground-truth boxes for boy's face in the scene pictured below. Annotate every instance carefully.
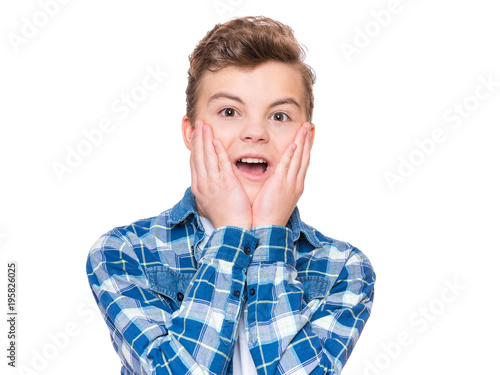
[182,61,314,205]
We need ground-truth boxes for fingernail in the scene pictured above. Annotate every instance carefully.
[202,124,206,132]
[195,120,202,128]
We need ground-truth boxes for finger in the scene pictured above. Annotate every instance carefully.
[297,124,312,183]
[287,123,309,180]
[189,151,198,192]
[202,123,220,178]
[191,120,208,180]
[212,138,234,179]
[273,142,297,179]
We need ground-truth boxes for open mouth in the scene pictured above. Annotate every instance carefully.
[235,157,269,175]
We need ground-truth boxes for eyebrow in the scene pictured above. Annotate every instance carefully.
[208,91,301,110]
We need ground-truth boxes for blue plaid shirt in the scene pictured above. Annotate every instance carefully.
[86,187,375,374]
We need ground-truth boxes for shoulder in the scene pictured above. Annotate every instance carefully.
[295,221,375,289]
[298,220,369,262]
[97,209,171,246]
[86,208,175,268]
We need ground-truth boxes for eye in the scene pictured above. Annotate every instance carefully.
[220,108,239,117]
[271,112,290,122]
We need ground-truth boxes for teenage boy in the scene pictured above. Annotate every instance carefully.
[87,16,375,375]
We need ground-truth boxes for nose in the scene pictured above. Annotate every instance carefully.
[239,118,269,143]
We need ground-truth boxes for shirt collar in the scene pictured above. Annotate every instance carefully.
[170,187,202,228]
[170,187,322,248]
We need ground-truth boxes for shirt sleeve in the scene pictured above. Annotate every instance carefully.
[86,226,259,375]
[245,225,376,375]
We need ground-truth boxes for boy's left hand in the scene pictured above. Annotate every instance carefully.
[251,122,313,228]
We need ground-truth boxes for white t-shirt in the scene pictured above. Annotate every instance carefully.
[199,217,258,375]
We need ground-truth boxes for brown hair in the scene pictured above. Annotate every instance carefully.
[186,16,316,123]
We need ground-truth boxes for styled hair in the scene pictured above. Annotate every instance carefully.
[186,16,316,123]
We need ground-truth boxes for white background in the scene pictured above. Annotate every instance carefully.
[1,0,499,374]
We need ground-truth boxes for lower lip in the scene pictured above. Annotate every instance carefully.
[234,164,271,182]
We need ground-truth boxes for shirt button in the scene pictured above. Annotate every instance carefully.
[249,288,255,296]
[234,290,240,298]
[244,245,251,255]
[177,292,184,302]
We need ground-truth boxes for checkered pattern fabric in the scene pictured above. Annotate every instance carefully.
[86,187,375,374]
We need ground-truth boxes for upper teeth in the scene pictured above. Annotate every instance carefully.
[239,157,266,164]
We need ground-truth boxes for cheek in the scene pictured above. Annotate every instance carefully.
[273,131,297,152]
[211,129,234,151]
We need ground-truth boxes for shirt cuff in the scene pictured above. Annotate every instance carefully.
[249,225,295,267]
[201,226,259,269]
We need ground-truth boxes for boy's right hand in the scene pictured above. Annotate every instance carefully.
[190,120,252,230]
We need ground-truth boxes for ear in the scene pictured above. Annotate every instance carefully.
[182,115,195,151]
